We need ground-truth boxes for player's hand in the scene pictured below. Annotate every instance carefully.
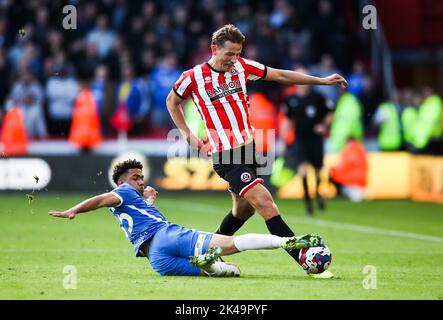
[188,135,212,157]
[321,73,348,90]
[48,210,76,220]
[201,141,212,158]
[143,186,158,203]
[313,124,327,135]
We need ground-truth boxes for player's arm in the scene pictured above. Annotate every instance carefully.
[323,112,334,127]
[264,67,348,90]
[314,97,335,135]
[48,192,121,220]
[314,112,334,135]
[166,89,210,153]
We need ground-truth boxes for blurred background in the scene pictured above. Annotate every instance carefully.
[0,0,442,203]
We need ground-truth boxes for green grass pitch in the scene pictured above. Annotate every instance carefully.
[0,193,442,300]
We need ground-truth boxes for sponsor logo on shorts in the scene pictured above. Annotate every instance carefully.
[240,172,252,183]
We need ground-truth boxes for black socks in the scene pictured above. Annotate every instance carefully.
[265,215,300,263]
[215,210,246,236]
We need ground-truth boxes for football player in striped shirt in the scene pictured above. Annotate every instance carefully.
[49,159,324,277]
[166,24,346,270]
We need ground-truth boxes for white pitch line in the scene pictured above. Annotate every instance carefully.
[157,200,443,243]
[295,218,443,243]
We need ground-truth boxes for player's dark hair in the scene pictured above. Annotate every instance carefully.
[211,24,245,47]
[112,159,143,184]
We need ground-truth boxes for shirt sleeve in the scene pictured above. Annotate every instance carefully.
[238,57,267,82]
[110,185,131,208]
[173,69,195,99]
[110,191,123,207]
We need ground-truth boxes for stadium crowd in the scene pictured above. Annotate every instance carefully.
[0,0,441,155]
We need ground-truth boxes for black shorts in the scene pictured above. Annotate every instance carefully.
[286,136,324,170]
[212,142,264,197]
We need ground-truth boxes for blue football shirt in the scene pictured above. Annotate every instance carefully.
[109,183,169,255]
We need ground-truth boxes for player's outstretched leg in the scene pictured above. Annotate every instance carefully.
[189,233,325,277]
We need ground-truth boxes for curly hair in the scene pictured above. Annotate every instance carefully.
[112,159,143,184]
[211,24,245,47]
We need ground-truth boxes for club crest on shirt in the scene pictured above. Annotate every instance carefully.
[204,76,212,83]
[230,67,238,75]
[240,172,252,183]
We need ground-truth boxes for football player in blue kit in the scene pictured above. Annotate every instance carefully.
[49,159,324,277]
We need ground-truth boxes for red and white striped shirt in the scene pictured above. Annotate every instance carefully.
[173,57,267,152]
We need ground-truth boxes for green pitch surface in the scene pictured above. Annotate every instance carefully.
[0,193,442,300]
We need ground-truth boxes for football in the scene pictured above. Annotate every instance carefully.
[299,245,332,274]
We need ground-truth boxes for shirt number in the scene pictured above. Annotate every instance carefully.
[118,213,133,238]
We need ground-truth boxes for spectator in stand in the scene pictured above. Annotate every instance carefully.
[7,34,27,70]
[170,6,189,63]
[372,89,402,151]
[253,13,282,68]
[125,16,145,57]
[309,54,343,104]
[10,67,47,139]
[91,64,116,137]
[112,63,142,136]
[231,4,252,35]
[77,2,99,37]
[45,64,79,137]
[0,48,10,108]
[86,15,116,59]
[400,88,419,151]
[347,60,367,99]
[111,0,129,32]
[150,53,183,135]
[188,35,212,69]
[33,8,50,50]
[0,17,7,49]
[103,35,125,82]
[282,42,308,70]
[412,87,443,155]
[139,48,157,76]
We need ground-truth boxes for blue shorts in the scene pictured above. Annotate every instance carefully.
[147,223,213,276]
